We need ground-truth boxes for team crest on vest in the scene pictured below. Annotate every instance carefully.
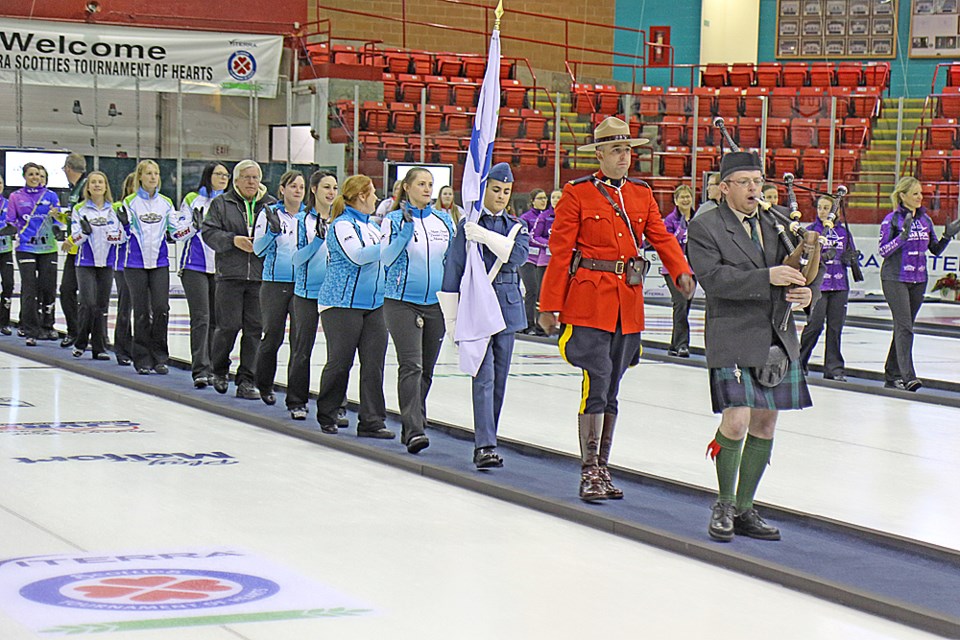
[139,211,164,223]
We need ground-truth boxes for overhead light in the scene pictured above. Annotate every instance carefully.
[108,103,118,117]
[72,100,83,115]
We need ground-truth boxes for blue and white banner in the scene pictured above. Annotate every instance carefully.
[453,27,506,376]
[0,18,283,97]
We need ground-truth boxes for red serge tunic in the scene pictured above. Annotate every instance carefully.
[538,174,692,334]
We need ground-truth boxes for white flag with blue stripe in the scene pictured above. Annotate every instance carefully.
[453,26,506,376]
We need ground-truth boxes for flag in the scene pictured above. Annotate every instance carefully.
[453,16,505,376]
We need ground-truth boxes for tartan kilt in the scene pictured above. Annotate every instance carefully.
[708,360,812,414]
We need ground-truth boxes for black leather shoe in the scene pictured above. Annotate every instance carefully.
[358,428,396,439]
[406,434,430,454]
[236,383,260,400]
[25,337,37,347]
[153,364,169,375]
[904,378,922,392]
[319,424,339,434]
[72,348,83,358]
[473,446,503,469]
[212,375,228,394]
[193,376,209,389]
[824,374,847,382]
[93,352,111,361]
[708,501,736,542]
[0,326,11,336]
[117,356,132,366]
[60,335,75,348]
[677,346,690,358]
[733,508,781,540]
[43,329,59,341]
[667,348,679,357]
[290,407,307,420]
[137,367,151,375]
[884,379,906,390]
[336,407,349,427]
[261,392,277,406]
[17,327,26,337]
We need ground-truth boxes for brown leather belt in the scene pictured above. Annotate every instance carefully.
[579,257,626,274]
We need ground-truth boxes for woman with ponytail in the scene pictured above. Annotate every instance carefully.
[314,175,393,439]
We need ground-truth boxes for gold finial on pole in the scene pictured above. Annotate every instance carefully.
[494,0,504,31]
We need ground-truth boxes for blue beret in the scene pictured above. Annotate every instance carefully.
[487,162,514,183]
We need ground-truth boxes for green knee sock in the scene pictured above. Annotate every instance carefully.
[735,435,774,512]
[713,430,743,503]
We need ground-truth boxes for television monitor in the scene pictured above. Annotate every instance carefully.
[4,150,71,189]
[385,162,454,201]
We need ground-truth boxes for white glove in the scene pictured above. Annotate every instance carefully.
[436,291,459,343]
[464,221,515,263]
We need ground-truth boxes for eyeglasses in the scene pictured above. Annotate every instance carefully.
[726,178,765,188]
[212,171,230,178]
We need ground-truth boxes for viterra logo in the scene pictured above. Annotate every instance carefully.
[19,569,279,611]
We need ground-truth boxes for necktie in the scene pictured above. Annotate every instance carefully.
[746,215,761,251]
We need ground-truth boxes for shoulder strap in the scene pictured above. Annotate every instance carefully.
[569,174,593,185]
[626,177,650,188]
[591,178,641,256]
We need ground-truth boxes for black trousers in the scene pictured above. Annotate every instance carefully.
[113,270,133,360]
[384,298,444,441]
[255,281,295,395]
[181,269,217,380]
[560,323,642,415]
[882,279,925,383]
[287,295,320,409]
[211,279,262,386]
[60,257,80,338]
[15,251,58,339]
[519,262,543,329]
[75,265,113,355]
[0,251,13,328]
[316,306,387,431]
[124,267,170,370]
[799,288,848,377]
[663,273,692,351]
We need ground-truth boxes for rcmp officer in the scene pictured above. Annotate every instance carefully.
[538,117,695,501]
[439,163,529,469]
[686,151,818,543]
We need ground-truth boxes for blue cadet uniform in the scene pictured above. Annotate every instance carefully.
[439,163,530,468]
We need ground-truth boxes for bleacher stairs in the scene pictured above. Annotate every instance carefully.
[531,93,596,170]
[848,98,925,209]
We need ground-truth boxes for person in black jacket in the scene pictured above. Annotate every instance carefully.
[201,160,277,399]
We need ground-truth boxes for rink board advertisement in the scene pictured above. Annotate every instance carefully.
[0,18,283,97]
[0,548,372,634]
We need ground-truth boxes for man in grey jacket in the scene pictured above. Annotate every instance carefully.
[687,151,818,543]
[202,160,276,399]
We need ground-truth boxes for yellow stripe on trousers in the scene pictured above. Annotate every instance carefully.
[557,324,590,414]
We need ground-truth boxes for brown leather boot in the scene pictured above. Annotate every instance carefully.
[598,412,623,499]
[578,413,606,502]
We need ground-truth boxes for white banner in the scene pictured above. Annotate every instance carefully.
[0,18,283,97]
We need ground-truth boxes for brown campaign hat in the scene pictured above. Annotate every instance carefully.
[577,116,650,152]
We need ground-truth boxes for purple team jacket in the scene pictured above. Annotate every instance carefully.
[878,206,951,284]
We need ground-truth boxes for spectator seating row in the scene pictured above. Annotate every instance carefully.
[330,101,548,140]
[655,115,871,150]
[700,62,890,89]
[303,42,517,82]
[356,132,567,167]
[657,146,860,181]
[918,149,960,182]
[572,83,622,115]
[633,86,881,119]
[380,74,536,110]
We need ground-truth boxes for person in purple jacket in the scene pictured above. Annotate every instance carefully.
[0,176,13,336]
[878,177,960,391]
[5,163,63,346]
[661,184,695,357]
[799,196,852,381]
[519,189,549,335]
